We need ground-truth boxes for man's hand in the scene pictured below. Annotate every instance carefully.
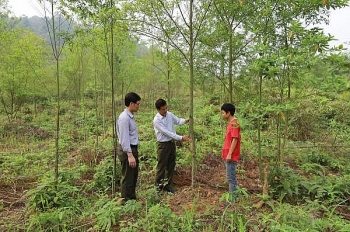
[182,135,191,142]
[127,152,136,168]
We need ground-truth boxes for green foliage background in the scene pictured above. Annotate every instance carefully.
[1,0,350,231]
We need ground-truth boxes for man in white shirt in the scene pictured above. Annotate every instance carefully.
[153,98,190,193]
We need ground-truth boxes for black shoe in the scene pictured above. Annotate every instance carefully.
[164,185,176,194]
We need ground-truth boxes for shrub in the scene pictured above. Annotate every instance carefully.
[120,204,180,232]
[90,156,121,193]
[25,173,80,212]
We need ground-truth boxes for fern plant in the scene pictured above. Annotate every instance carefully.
[25,172,80,212]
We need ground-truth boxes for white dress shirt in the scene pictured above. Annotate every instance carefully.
[153,111,186,142]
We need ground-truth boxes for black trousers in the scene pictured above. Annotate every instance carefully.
[155,140,176,188]
[118,145,139,201]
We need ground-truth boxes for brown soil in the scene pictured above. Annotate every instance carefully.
[168,153,262,214]
[0,153,262,230]
[0,185,28,230]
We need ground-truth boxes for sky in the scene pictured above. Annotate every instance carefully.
[7,0,350,48]
[8,0,44,17]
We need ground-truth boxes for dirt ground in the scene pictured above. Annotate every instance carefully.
[0,153,262,230]
[168,153,262,214]
[0,184,28,228]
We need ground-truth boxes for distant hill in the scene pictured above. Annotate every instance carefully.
[17,16,48,38]
[15,15,74,43]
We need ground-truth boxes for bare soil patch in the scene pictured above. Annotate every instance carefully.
[168,153,262,214]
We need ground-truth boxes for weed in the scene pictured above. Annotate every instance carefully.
[220,188,249,205]
[25,172,82,212]
[88,156,121,193]
[93,196,128,231]
[120,203,180,232]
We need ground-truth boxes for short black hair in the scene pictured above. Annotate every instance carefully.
[155,98,167,110]
[221,103,235,116]
[125,92,141,106]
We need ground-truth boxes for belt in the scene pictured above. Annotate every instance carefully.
[130,144,138,148]
[158,140,174,144]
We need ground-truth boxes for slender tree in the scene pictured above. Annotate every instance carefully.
[129,0,213,187]
[246,0,349,178]
[60,0,135,194]
[198,0,254,102]
[37,0,73,182]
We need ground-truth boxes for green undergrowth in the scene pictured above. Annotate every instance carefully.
[0,97,349,231]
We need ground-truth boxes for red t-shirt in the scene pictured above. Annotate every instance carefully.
[221,118,241,161]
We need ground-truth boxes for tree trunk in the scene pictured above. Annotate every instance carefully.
[189,0,197,187]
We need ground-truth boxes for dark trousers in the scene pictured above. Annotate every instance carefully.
[155,141,176,188]
[118,145,139,201]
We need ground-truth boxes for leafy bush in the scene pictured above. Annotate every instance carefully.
[136,186,161,206]
[297,150,345,174]
[308,151,332,166]
[73,109,104,136]
[269,164,349,206]
[311,175,350,204]
[268,166,307,202]
[301,163,326,175]
[120,204,180,232]
[94,196,125,231]
[260,202,350,232]
[89,156,121,193]
[27,208,76,232]
[25,172,81,212]
[138,140,157,165]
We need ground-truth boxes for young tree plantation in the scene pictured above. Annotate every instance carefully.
[1,0,349,231]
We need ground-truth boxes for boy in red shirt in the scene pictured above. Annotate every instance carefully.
[221,103,241,204]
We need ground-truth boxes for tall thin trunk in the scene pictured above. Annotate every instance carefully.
[103,60,107,134]
[110,4,118,195]
[166,43,171,104]
[49,2,60,183]
[258,74,262,180]
[55,59,60,183]
[228,33,233,103]
[277,74,284,166]
[41,0,71,183]
[189,0,197,187]
[94,49,99,165]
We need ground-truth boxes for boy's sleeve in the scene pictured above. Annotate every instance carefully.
[230,121,240,138]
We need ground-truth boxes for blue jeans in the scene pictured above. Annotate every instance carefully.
[225,161,237,193]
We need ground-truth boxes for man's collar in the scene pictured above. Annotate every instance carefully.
[125,109,134,118]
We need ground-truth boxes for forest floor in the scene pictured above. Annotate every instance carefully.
[3,151,349,231]
[0,153,263,230]
[168,153,262,214]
